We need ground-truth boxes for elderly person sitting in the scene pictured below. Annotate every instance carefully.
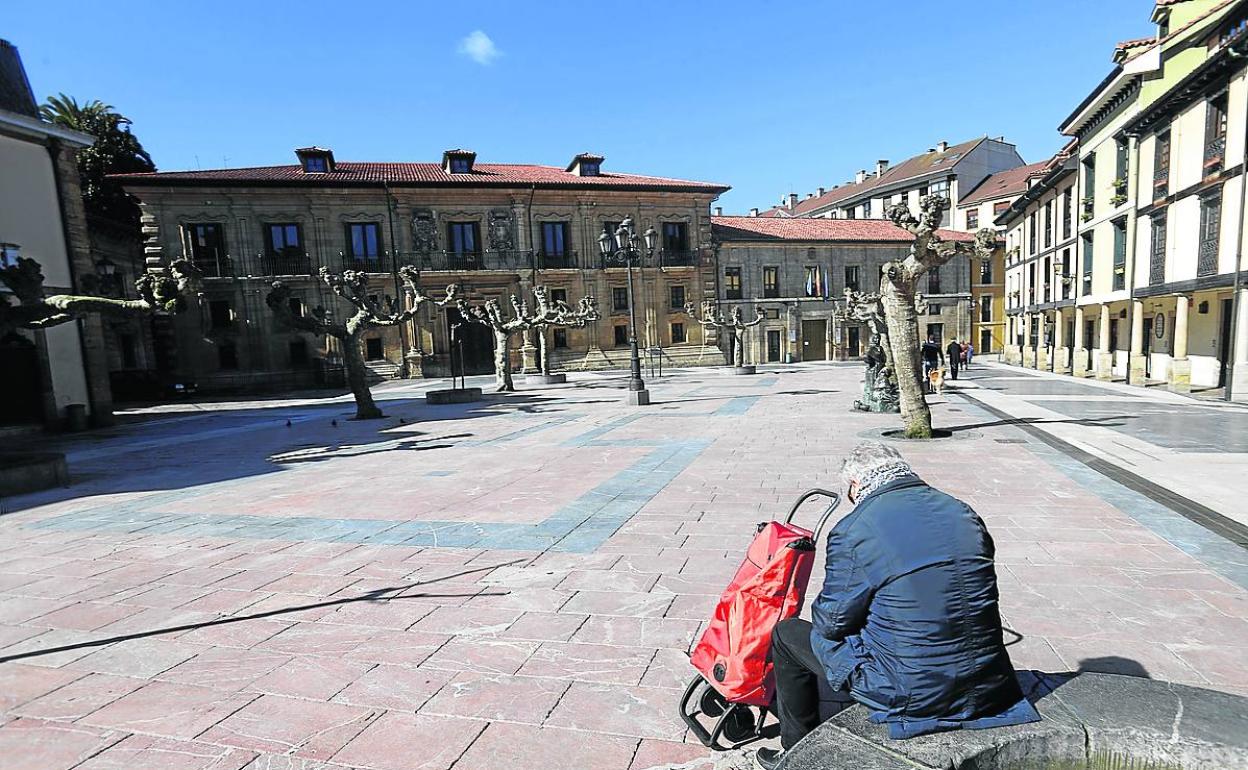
[756,442,1038,769]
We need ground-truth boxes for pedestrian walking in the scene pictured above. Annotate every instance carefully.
[945,337,962,380]
[920,336,943,392]
[966,342,974,368]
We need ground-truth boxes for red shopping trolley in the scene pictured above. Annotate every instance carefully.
[679,489,841,750]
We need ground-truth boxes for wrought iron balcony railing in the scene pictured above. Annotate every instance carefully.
[188,245,704,280]
[1149,249,1166,286]
[1153,165,1169,199]
[341,255,388,274]
[399,249,534,272]
[535,251,579,270]
[1204,136,1226,175]
[1198,237,1219,277]
[658,250,698,267]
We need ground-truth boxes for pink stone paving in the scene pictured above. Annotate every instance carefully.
[1,365,1246,768]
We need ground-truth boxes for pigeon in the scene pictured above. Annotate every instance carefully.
[331,419,338,427]
[285,419,292,427]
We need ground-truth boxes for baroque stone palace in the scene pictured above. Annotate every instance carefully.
[116,149,729,391]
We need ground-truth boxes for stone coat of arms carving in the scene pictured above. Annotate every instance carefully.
[488,210,514,251]
[412,209,438,252]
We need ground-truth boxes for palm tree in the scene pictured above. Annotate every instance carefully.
[39,93,155,226]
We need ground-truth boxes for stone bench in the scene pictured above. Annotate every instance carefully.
[778,672,1248,770]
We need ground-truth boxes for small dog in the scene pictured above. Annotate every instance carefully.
[927,367,948,395]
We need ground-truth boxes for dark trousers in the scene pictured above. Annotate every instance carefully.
[771,617,850,750]
[949,362,959,379]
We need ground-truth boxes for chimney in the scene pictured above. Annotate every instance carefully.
[749,208,759,217]
[855,170,868,184]
[806,193,814,200]
[817,187,826,196]
[876,159,889,177]
[714,206,723,216]
[937,141,949,153]
[788,193,798,209]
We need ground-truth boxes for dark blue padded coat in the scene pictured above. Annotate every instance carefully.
[809,476,1039,739]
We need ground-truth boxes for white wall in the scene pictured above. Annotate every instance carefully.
[0,131,91,416]
[0,133,72,287]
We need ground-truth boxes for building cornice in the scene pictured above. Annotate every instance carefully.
[0,107,94,147]
[1123,28,1248,137]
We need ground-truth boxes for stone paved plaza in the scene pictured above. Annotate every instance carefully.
[1,363,1246,770]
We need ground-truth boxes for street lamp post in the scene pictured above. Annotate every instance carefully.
[598,217,657,406]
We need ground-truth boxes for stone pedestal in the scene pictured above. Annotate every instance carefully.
[730,365,756,375]
[1054,347,1071,375]
[1232,366,1248,403]
[1003,345,1020,365]
[626,389,651,406]
[1022,346,1036,369]
[425,388,483,405]
[1168,357,1192,393]
[1096,351,1114,380]
[1072,348,1089,378]
[1036,348,1050,372]
[1129,353,1148,386]
[526,373,567,385]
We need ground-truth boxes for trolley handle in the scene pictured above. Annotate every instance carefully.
[781,488,842,538]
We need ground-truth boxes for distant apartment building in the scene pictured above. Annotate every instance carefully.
[1004,0,1248,397]
[757,137,1025,227]
[115,148,730,391]
[710,216,976,362]
[749,137,1026,356]
[956,161,1050,356]
[997,148,1080,372]
[0,40,112,430]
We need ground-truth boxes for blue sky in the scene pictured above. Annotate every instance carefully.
[8,0,1152,212]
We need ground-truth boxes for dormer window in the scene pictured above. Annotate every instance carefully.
[295,147,335,174]
[443,149,477,174]
[566,153,605,177]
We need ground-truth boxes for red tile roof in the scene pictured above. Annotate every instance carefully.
[957,162,1048,207]
[756,137,990,217]
[111,162,730,193]
[712,216,976,243]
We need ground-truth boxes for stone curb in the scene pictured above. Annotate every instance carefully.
[778,672,1248,770]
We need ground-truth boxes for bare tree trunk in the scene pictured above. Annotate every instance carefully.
[539,328,551,376]
[493,329,514,392]
[342,333,384,419]
[880,275,931,438]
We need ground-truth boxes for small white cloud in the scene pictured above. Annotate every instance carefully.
[458,30,501,66]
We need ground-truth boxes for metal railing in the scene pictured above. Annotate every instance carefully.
[188,246,706,280]
[1204,137,1226,175]
[398,249,535,272]
[1197,236,1219,277]
[1153,165,1169,199]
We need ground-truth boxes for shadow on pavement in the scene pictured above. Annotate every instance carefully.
[943,415,1138,433]
[0,559,524,665]
[0,394,571,515]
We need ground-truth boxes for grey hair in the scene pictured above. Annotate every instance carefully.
[840,442,916,496]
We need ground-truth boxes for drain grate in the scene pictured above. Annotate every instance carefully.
[995,438,1028,444]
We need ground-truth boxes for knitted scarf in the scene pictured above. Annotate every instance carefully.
[854,463,918,501]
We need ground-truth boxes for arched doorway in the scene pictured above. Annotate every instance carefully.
[445,307,495,376]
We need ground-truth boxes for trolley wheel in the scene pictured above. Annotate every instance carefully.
[698,680,727,718]
[719,706,757,744]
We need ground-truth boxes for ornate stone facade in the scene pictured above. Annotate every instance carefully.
[117,149,729,391]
